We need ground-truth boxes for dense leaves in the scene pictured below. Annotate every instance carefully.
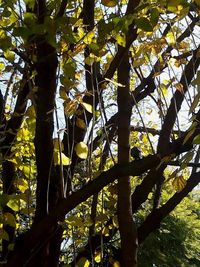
[0,0,200,266]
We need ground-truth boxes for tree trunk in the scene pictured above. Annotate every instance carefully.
[117,49,138,267]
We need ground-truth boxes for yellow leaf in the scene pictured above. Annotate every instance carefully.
[102,0,118,7]
[4,50,15,62]
[26,105,36,118]
[17,128,30,141]
[94,251,101,263]
[0,229,9,241]
[76,257,90,267]
[74,142,88,159]
[112,215,119,228]
[165,32,175,45]
[64,100,77,116]
[53,138,64,151]
[17,179,29,193]
[59,86,68,100]
[76,118,86,129]
[113,261,120,267]
[7,199,20,212]
[54,151,71,165]
[81,102,93,113]
[102,226,109,236]
[172,176,186,192]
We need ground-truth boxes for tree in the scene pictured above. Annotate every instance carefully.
[0,0,200,266]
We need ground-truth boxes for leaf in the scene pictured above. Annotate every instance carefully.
[81,102,93,113]
[64,100,77,116]
[74,142,88,159]
[101,0,118,7]
[0,229,9,241]
[66,215,84,227]
[4,50,15,62]
[17,128,30,141]
[16,179,29,193]
[0,194,9,209]
[113,261,120,267]
[135,17,153,32]
[165,32,175,45]
[59,86,68,100]
[54,151,71,165]
[175,83,184,93]
[53,138,64,151]
[76,257,90,267]
[26,105,36,118]
[3,212,16,227]
[76,118,86,129]
[102,226,110,236]
[7,198,20,212]
[150,8,159,28]
[172,176,186,192]
[94,251,101,263]
[112,215,119,228]
[193,134,200,144]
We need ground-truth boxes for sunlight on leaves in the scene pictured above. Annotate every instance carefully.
[172,176,187,192]
[54,151,71,165]
[76,257,90,267]
[101,0,118,7]
[75,142,88,159]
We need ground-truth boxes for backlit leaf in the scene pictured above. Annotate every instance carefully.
[81,102,93,113]
[54,151,71,165]
[74,142,88,159]
[76,257,90,267]
[7,199,20,212]
[172,176,186,192]
[135,17,153,32]
[101,0,118,7]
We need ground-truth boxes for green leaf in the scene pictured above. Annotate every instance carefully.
[0,229,9,241]
[150,8,159,28]
[3,212,16,227]
[7,198,20,212]
[24,12,37,26]
[0,194,9,208]
[4,50,15,62]
[135,17,153,32]
[193,134,200,144]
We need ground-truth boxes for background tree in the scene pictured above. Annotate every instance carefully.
[0,0,200,266]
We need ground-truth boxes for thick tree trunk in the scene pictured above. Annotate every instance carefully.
[32,37,58,266]
[117,49,138,267]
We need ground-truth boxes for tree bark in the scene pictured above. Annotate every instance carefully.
[117,49,138,267]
